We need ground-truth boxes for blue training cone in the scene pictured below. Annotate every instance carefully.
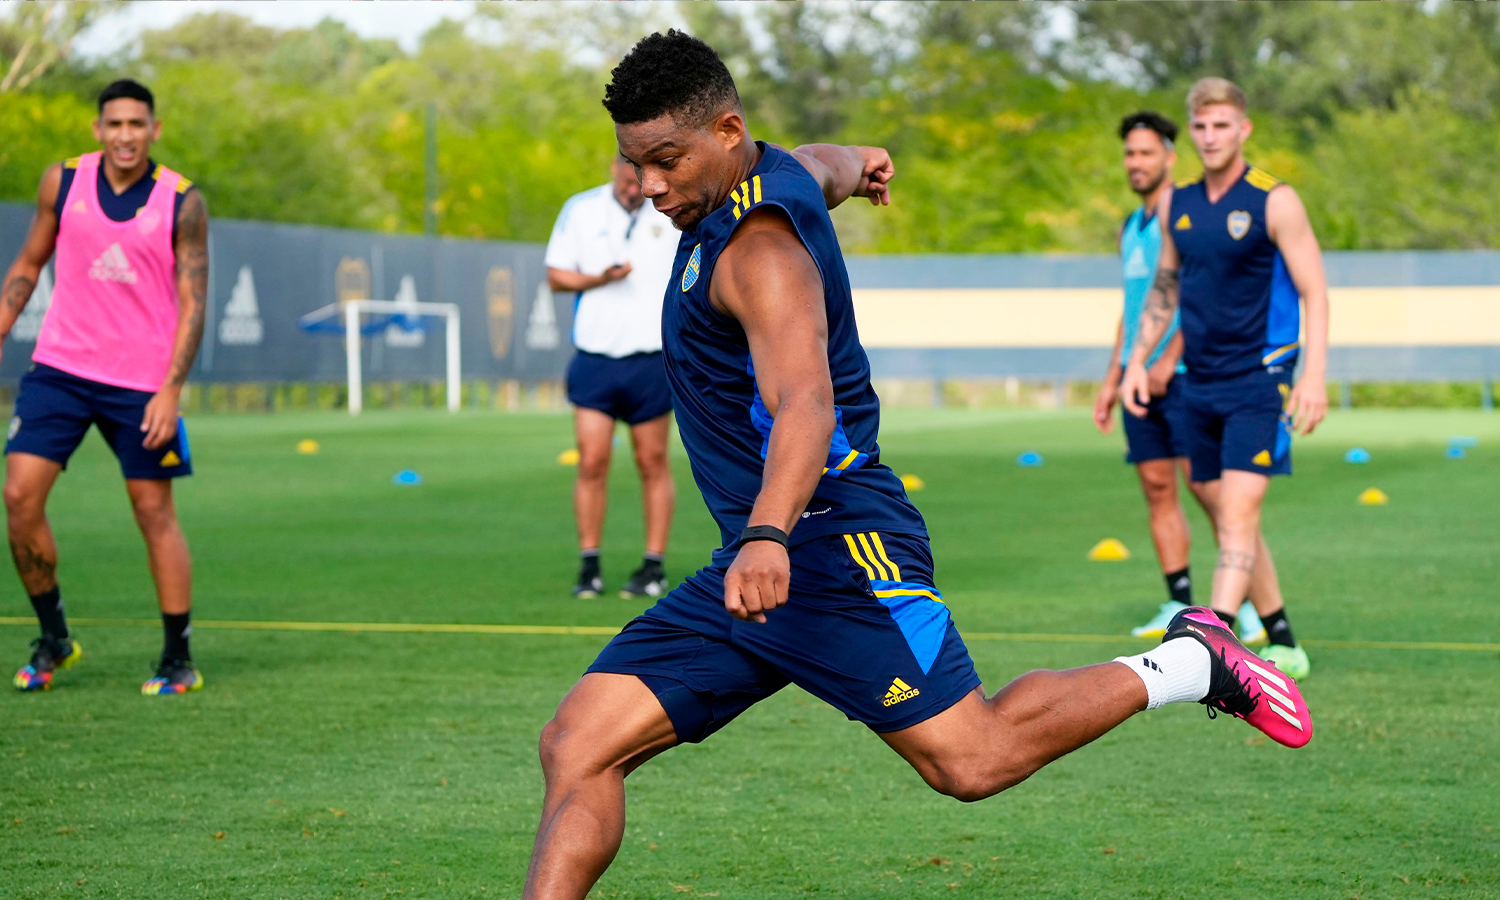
[1017,451,1043,467]
[1446,445,1467,460]
[392,469,423,485]
[1344,447,1371,464]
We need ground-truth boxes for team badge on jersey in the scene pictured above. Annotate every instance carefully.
[681,243,702,292]
[1227,210,1251,240]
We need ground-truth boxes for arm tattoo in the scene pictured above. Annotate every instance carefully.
[1129,265,1180,360]
[166,190,209,388]
[1,274,37,319]
[1216,549,1256,573]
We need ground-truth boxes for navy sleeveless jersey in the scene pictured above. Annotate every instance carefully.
[1169,165,1300,381]
[663,143,926,557]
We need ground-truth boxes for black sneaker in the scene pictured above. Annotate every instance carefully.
[13,636,83,691]
[572,564,604,599]
[141,657,203,696]
[619,563,667,599]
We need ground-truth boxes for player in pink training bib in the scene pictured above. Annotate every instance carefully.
[0,79,209,697]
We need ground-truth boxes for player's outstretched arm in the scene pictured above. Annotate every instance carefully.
[1121,192,1180,417]
[1267,185,1329,435]
[712,206,835,624]
[142,188,209,450]
[0,164,63,362]
[790,144,894,210]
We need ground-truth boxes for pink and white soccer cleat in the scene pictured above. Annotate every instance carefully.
[1163,607,1313,748]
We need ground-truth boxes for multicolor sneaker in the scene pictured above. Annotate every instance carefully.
[1163,607,1313,748]
[619,563,667,600]
[141,658,204,696]
[13,637,82,692]
[1236,603,1268,646]
[1260,643,1311,681]
[1131,601,1189,638]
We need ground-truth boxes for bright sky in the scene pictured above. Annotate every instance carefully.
[74,1,480,58]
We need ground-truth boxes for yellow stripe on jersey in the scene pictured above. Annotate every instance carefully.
[869,533,902,582]
[856,533,891,580]
[1262,341,1299,365]
[843,534,879,581]
[177,177,194,193]
[831,449,859,472]
[1245,167,1282,192]
[1174,176,1202,189]
[752,174,762,203]
[874,588,945,605]
[65,156,81,169]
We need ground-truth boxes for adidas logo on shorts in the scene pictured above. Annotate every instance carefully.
[88,243,137,284]
[883,677,920,707]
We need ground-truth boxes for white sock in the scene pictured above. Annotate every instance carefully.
[1114,637,1211,710]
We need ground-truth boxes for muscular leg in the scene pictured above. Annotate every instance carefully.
[4,453,63,596]
[125,479,191,615]
[627,414,674,557]
[573,408,616,552]
[882,664,1149,802]
[526,673,679,900]
[1203,470,1281,617]
[1136,458,1189,574]
[1189,475,1284,617]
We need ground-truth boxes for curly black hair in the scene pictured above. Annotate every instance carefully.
[1118,110,1177,145]
[603,29,740,126]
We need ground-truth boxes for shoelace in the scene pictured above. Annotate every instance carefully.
[1204,648,1260,721]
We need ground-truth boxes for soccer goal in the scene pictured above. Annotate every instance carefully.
[297,299,462,415]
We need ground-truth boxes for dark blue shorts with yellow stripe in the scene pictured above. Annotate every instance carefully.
[587,531,982,742]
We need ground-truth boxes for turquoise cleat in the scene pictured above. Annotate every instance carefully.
[1131,601,1189,639]
[1260,643,1310,681]
[1235,603,1267,646]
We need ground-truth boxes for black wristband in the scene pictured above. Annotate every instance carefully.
[738,525,789,549]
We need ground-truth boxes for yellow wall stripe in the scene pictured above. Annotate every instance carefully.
[843,534,879,581]
[856,533,891,580]
[869,533,902,582]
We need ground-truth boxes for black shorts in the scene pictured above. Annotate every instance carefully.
[1120,374,1193,464]
[566,350,672,425]
[6,364,192,479]
[588,532,982,743]
[1184,367,1294,482]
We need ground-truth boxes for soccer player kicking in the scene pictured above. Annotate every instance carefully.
[1121,78,1328,681]
[1095,110,1265,646]
[2,79,207,695]
[523,34,1311,900]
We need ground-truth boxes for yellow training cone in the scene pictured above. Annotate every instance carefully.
[557,448,581,466]
[1088,538,1131,561]
[900,473,926,491]
[1357,487,1388,506]
[297,439,320,455]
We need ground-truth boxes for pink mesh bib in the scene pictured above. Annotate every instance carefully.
[34,151,182,392]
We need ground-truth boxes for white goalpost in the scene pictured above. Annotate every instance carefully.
[338,299,462,415]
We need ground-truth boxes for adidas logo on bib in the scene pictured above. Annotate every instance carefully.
[88,242,137,284]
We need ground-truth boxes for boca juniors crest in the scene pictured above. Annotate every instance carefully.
[1227,210,1251,240]
[681,243,702,291]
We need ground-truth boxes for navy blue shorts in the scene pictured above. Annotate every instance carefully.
[1183,366,1293,482]
[1119,372,1192,464]
[566,350,672,426]
[588,531,981,742]
[6,364,192,480]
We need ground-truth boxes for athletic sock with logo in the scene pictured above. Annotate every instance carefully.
[1164,567,1192,605]
[1114,638,1211,710]
[1260,608,1297,648]
[162,611,192,661]
[30,587,68,641]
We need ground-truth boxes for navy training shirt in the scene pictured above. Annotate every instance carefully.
[1169,165,1301,381]
[663,142,926,560]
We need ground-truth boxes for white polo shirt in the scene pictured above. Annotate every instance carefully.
[544,183,680,358]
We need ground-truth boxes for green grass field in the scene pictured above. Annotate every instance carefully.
[3,407,1498,899]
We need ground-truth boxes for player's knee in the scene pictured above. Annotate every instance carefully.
[926,760,1024,803]
[633,446,668,479]
[577,451,611,482]
[129,494,176,534]
[3,480,44,522]
[537,712,610,784]
[1140,472,1176,507]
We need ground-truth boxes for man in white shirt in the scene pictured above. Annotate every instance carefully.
[546,156,679,600]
